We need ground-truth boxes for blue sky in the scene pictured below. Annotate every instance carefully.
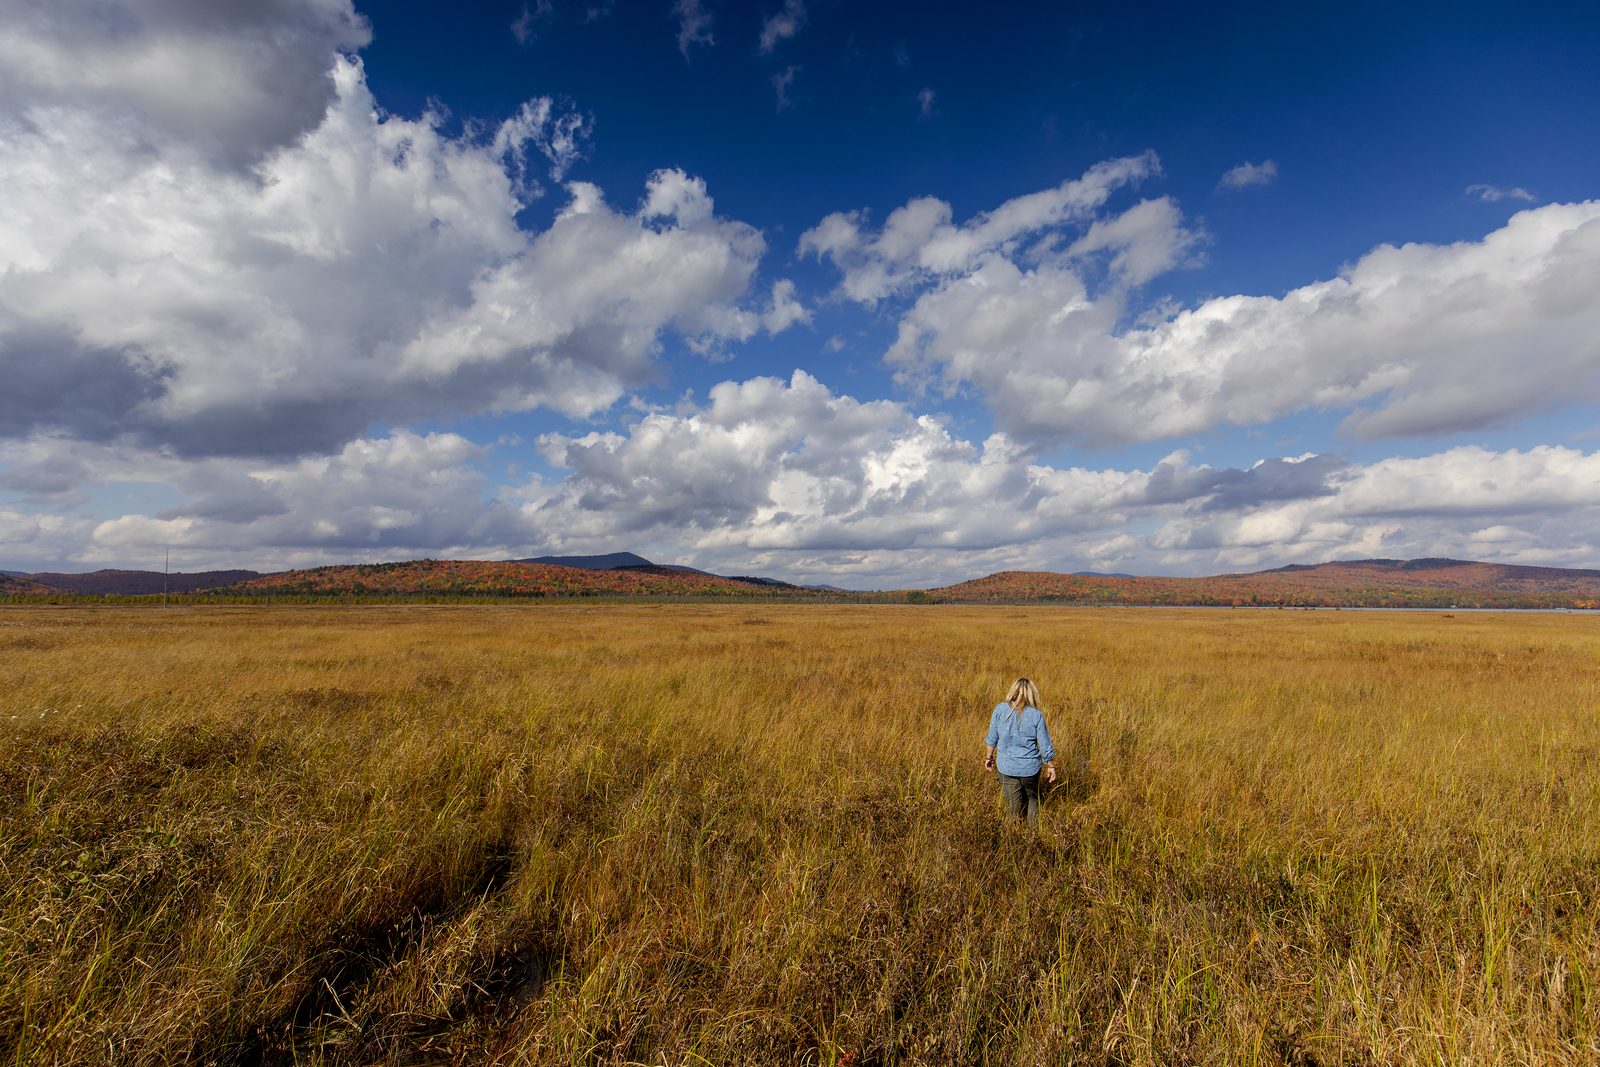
[3,0,1600,586]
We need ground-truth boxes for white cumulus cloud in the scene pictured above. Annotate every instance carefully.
[799,151,1173,305]
[511,0,556,46]
[673,0,714,56]
[508,373,1600,583]
[813,158,1600,448]
[0,21,786,460]
[1142,445,1600,574]
[1,430,524,571]
[771,65,799,111]
[0,0,372,167]
[758,0,806,53]
[1467,183,1536,203]
[1217,159,1278,192]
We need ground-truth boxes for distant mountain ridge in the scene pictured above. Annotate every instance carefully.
[931,558,1600,608]
[1261,557,1600,582]
[6,555,831,597]
[21,569,267,595]
[510,552,656,569]
[511,553,821,587]
[1,574,62,596]
[208,560,831,600]
[8,556,1600,607]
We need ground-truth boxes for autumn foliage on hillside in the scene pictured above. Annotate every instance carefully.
[209,559,850,601]
[10,555,1600,608]
[24,569,264,596]
[0,574,61,597]
[931,559,1600,609]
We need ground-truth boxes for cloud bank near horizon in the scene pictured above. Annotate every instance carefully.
[3,0,1600,583]
[7,373,1600,585]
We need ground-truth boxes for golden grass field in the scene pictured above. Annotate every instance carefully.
[2,604,1596,1065]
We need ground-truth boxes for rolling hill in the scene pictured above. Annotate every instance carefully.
[21,569,266,595]
[208,559,837,600]
[928,558,1600,608]
[0,574,65,596]
[508,552,656,569]
[7,556,1599,608]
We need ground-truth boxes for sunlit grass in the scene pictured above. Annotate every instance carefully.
[2,604,1596,1064]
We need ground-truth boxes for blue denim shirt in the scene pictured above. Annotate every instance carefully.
[985,703,1056,778]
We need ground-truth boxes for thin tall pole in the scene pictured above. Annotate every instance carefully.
[163,546,168,609]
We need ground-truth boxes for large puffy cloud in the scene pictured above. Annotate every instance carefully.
[933,200,1600,445]
[799,152,1188,305]
[1142,444,1600,574]
[0,0,372,166]
[0,0,802,575]
[516,372,1600,583]
[532,370,1017,550]
[0,0,816,572]
[814,159,1600,448]
[0,4,784,460]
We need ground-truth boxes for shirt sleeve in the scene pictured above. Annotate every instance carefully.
[984,705,1001,746]
[1035,713,1056,763]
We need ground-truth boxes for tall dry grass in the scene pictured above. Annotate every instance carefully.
[1,604,1596,1065]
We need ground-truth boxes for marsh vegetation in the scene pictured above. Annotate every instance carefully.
[2,605,1596,1064]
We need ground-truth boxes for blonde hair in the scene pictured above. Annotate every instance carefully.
[1005,677,1042,721]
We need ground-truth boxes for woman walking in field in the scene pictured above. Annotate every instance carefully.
[983,677,1057,827]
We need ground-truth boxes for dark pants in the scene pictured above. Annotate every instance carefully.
[999,772,1040,827]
